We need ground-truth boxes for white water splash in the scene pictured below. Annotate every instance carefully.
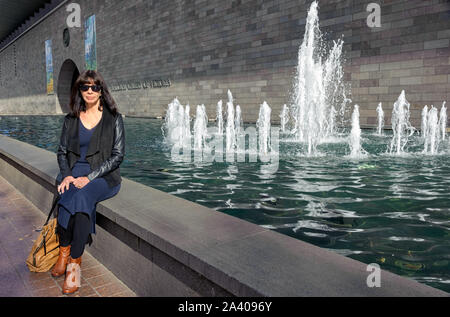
[291,0,349,155]
[376,102,384,135]
[389,90,415,154]
[216,100,223,135]
[163,98,190,148]
[225,90,236,153]
[349,105,366,157]
[421,105,428,139]
[439,101,447,141]
[193,104,209,151]
[280,104,289,133]
[423,106,440,154]
[257,101,272,155]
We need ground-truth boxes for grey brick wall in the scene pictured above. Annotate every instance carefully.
[0,0,449,128]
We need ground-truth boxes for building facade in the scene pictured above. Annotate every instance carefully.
[0,0,449,128]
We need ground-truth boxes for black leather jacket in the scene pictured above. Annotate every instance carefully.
[57,107,125,188]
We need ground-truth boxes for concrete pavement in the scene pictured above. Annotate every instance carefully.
[0,174,136,297]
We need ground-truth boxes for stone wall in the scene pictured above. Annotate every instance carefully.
[0,0,449,128]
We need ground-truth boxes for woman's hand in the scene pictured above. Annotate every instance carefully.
[72,176,90,189]
[57,176,75,194]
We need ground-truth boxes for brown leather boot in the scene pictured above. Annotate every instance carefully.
[50,245,71,277]
[62,256,82,294]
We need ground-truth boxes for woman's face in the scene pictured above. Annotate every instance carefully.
[80,79,102,106]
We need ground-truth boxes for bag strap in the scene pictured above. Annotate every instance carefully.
[42,174,63,227]
[43,193,61,226]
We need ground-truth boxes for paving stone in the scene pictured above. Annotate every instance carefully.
[31,286,62,297]
[0,174,136,297]
[95,281,130,297]
[85,272,117,289]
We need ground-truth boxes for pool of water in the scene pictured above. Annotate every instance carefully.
[1,115,449,293]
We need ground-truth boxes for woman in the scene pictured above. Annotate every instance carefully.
[52,70,125,295]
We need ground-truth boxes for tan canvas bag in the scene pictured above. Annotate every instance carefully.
[26,195,61,272]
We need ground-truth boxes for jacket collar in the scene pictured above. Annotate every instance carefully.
[86,109,105,157]
[67,108,111,156]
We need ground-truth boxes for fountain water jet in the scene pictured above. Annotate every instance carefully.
[184,104,191,141]
[225,90,236,153]
[163,98,191,148]
[193,105,209,151]
[376,103,384,135]
[235,105,243,141]
[216,100,224,135]
[423,106,439,154]
[161,1,449,161]
[421,105,428,139]
[439,101,447,141]
[291,0,349,155]
[280,104,289,133]
[257,101,272,156]
[389,90,415,154]
[349,105,365,157]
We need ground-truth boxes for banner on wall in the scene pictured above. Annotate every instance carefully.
[85,14,97,70]
[45,39,54,94]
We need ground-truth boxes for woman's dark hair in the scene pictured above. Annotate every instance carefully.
[69,70,119,117]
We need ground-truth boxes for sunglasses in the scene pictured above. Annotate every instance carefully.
[79,84,102,92]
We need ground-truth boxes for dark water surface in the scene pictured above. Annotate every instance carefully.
[1,115,449,293]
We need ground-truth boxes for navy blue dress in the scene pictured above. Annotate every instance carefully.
[57,118,121,235]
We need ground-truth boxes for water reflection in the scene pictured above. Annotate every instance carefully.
[0,115,449,293]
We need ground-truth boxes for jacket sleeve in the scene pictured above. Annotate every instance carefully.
[87,114,125,181]
[57,116,73,179]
